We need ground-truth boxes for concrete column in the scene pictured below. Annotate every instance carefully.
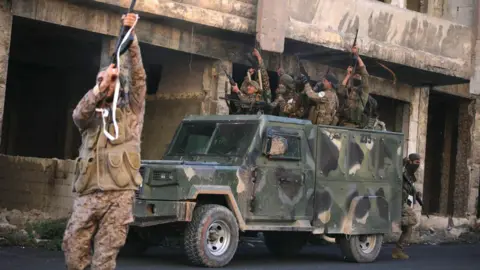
[0,3,12,147]
[390,0,406,9]
[454,99,477,218]
[215,60,231,116]
[427,0,444,18]
[256,0,287,53]
[416,87,429,189]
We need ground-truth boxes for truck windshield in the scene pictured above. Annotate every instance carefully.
[167,122,258,157]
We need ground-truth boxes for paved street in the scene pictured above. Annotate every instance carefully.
[0,242,478,270]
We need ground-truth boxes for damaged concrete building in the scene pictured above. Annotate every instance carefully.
[0,0,479,233]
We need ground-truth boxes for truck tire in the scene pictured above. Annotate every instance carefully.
[184,204,239,267]
[118,229,150,257]
[338,234,383,263]
[263,232,309,257]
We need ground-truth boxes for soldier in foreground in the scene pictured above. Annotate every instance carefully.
[300,73,339,125]
[393,153,422,259]
[62,13,146,270]
[338,46,370,128]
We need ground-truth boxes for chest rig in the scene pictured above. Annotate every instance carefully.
[73,101,142,196]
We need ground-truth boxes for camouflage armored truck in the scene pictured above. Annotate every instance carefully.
[126,114,403,267]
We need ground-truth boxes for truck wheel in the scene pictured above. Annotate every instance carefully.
[184,204,239,267]
[118,229,150,257]
[263,232,309,257]
[338,234,383,263]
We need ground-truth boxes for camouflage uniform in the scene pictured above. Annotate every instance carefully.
[271,73,304,118]
[304,83,339,125]
[337,66,370,128]
[62,35,146,270]
[393,154,421,259]
[236,80,262,103]
[239,58,271,103]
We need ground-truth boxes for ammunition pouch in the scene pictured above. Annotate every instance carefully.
[72,156,96,194]
[107,151,142,188]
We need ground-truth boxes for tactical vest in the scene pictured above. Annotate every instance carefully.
[343,87,365,125]
[308,90,336,125]
[72,105,142,196]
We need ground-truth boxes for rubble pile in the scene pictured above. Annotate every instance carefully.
[0,208,66,250]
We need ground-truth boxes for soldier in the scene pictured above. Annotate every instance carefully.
[232,80,262,103]
[300,73,339,125]
[240,48,272,103]
[338,46,370,128]
[392,153,422,259]
[270,70,305,118]
[62,13,146,270]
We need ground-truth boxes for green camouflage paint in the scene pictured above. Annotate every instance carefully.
[132,114,402,236]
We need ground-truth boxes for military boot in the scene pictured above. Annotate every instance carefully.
[392,247,409,259]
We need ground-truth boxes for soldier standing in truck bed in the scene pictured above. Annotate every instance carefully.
[239,48,272,103]
[338,46,371,128]
[269,68,305,118]
[300,72,339,125]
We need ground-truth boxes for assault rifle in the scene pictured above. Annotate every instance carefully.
[220,95,272,115]
[220,65,236,87]
[403,171,429,218]
[110,0,138,67]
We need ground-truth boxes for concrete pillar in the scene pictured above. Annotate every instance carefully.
[454,99,477,218]
[0,2,12,147]
[214,60,231,116]
[256,0,287,53]
[390,0,406,9]
[416,87,429,190]
[427,0,444,18]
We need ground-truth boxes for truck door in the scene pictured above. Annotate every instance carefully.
[248,125,313,222]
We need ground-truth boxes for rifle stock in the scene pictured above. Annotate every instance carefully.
[403,172,429,218]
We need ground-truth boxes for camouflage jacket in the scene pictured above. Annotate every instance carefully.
[402,170,417,206]
[71,35,147,196]
[337,65,370,125]
[304,83,339,125]
[239,59,272,103]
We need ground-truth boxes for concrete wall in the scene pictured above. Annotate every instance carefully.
[0,155,75,218]
[81,0,474,80]
[0,2,12,147]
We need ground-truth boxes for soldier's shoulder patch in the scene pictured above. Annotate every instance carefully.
[318,91,325,98]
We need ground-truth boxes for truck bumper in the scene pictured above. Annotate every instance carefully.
[131,200,196,227]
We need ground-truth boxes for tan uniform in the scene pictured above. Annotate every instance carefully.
[304,83,339,125]
[62,35,146,270]
[239,58,272,103]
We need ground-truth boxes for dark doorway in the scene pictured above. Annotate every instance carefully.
[371,94,407,133]
[0,17,103,159]
[423,91,460,216]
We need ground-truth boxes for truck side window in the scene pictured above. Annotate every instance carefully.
[265,134,301,160]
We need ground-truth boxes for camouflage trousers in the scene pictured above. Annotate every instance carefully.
[62,190,135,270]
[396,203,418,250]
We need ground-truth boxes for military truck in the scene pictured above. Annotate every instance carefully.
[126,114,403,267]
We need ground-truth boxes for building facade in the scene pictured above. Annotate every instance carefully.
[0,0,478,226]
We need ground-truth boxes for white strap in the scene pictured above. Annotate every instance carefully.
[97,14,139,142]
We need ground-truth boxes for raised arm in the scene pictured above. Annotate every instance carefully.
[253,49,272,103]
[72,86,106,132]
[122,13,147,114]
[127,34,146,114]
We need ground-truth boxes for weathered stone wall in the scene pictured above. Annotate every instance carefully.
[0,155,75,218]
[0,2,12,147]
[63,0,473,80]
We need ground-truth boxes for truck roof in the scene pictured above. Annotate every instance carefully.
[183,114,312,125]
[182,114,404,136]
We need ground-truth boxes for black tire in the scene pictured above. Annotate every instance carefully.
[118,229,150,257]
[338,234,383,263]
[184,204,239,267]
[263,231,309,257]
